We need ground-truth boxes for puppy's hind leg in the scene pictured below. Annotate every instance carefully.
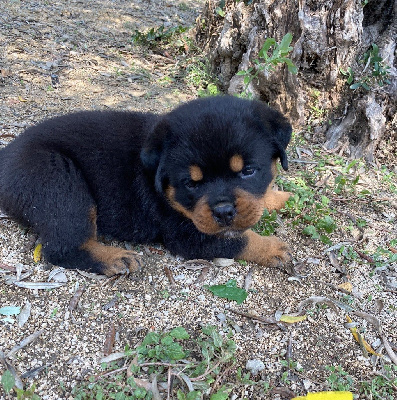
[8,151,140,276]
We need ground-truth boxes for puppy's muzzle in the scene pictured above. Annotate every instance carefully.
[212,202,236,227]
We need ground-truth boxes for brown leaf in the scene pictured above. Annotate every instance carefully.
[69,285,86,311]
[103,323,116,356]
[164,266,176,286]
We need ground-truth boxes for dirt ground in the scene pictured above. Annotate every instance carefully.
[1,1,396,399]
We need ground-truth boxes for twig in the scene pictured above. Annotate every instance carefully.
[189,361,221,381]
[209,363,234,396]
[164,266,176,287]
[289,159,318,164]
[229,309,278,325]
[311,279,352,295]
[355,250,376,265]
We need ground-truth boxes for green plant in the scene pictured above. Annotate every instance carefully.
[325,365,354,391]
[237,33,297,98]
[206,279,248,304]
[1,370,40,399]
[360,366,397,400]
[255,209,279,235]
[345,43,391,90]
[72,326,237,399]
[280,174,336,244]
[131,25,188,47]
[185,60,220,97]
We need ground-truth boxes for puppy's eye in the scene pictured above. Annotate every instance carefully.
[239,166,256,178]
[185,180,199,190]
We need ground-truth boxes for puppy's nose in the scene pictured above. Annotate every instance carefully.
[212,203,236,226]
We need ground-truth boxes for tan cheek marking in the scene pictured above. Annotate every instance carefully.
[191,197,221,234]
[230,154,244,173]
[233,189,265,230]
[237,229,290,267]
[165,186,193,220]
[189,165,203,182]
[166,186,222,234]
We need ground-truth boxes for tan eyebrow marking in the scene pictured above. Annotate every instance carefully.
[230,154,244,173]
[189,165,203,181]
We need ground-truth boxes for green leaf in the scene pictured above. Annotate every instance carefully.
[186,391,203,400]
[243,75,251,85]
[215,7,225,17]
[258,37,276,58]
[1,370,15,394]
[302,225,320,239]
[169,327,189,340]
[141,332,160,346]
[0,306,21,316]
[361,82,370,90]
[350,82,362,90]
[161,335,174,345]
[206,280,248,304]
[278,32,293,54]
[316,216,336,233]
[164,342,186,360]
[210,386,231,400]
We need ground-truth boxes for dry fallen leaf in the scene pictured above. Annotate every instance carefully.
[337,282,353,292]
[279,315,307,324]
[103,323,116,356]
[345,315,381,356]
[68,285,86,311]
[18,301,31,328]
[33,243,42,262]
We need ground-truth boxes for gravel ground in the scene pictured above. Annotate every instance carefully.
[1,1,396,399]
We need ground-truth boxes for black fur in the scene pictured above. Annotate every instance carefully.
[0,96,291,275]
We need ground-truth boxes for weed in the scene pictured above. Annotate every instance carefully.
[1,369,40,399]
[280,175,336,244]
[360,365,397,400]
[72,325,237,399]
[280,358,303,386]
[185,60,220,97]
[255,209,279,236]
[131,25,187,47]
[325,365,354,391]
[342,43,391,90]
[237,33,297,98]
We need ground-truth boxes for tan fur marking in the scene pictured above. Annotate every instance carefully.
[81,239,141,276]
[189,165,203,182]
[233,189,265,230]
[230,154,244,173]
[238,229,291,267]
[166,186,221,234]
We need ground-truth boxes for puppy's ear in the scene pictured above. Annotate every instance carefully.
[252,101,292,171]
[140,120,169,171]
[140,120,170,192]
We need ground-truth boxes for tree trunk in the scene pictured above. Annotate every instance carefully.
[195,0,396,163]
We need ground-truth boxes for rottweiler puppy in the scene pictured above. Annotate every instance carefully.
[0,96,292,276]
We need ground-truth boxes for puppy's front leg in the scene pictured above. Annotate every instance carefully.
[238,229,291,268]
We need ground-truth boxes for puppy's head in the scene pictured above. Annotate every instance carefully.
[141,96,291,235]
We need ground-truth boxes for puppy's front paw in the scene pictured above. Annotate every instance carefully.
[103,249,142,276]
[82,239,142,276]
[238,230,291,268]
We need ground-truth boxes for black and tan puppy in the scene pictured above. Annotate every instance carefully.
[0,96,292,276]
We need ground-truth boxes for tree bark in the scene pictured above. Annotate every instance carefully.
[195,0,396,163]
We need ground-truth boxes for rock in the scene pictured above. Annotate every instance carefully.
[245,359,265,375]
